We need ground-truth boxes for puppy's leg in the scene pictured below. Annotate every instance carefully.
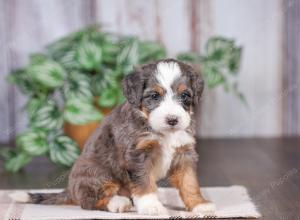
[131,173,168,215]
[128,145,168,215]
[95,181,133,213]
[169,146,216,216]
[77,185,100,210]
[78,181,131,213]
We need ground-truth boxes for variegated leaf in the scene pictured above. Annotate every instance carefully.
[17,130,49,156]
[30,100,63,131]
[27,60,66,89]
[49,135,80,166]
[76,41,102,70]
[64,98,103,125]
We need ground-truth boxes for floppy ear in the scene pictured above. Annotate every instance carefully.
[122,70,145,108]
[191,72,204,105]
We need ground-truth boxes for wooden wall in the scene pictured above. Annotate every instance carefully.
[283,0,300,136]
[0,0,299,143]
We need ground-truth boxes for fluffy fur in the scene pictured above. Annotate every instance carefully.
[106,195,132,213]
[133,193,168,215]
[9,191,30,203]
[11,59,215,216]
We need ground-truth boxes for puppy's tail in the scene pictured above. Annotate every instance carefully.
[9,190,72,205]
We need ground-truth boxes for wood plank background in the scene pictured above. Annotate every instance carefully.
[0,0,299,143]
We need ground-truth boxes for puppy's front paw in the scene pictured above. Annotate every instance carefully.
[134,193,168,215]
[107,195,132,213]
[192,202,216,216]
[138,200,168,215]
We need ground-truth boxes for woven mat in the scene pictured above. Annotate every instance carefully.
[0,186,260,219]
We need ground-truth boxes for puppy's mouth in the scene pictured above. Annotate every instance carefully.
[166,126,181,133]
[160,121,187,133]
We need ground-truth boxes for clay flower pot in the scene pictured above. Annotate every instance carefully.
[64,106,113,151]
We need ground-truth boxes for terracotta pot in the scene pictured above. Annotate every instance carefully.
[64,105,113,151]
[64,120,100,151]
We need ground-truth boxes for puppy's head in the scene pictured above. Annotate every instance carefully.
[123,59,204,132]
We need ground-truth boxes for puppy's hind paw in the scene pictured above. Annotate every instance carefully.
[192,202,216,217]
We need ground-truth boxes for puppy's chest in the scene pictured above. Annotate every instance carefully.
[152,131,195,180]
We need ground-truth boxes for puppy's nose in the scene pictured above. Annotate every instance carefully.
[166,115,178,126]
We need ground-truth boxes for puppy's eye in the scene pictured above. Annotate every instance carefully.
[181,92,191,101]
[151,92,160,100]
[181,92,192,105]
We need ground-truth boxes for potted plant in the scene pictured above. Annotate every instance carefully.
[0,25,243,172]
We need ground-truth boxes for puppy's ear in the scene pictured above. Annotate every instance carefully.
[123,69,145,108]
[191,72,204,105]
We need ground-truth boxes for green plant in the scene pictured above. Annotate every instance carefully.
[177,37,244,103]
[0,25,243,172]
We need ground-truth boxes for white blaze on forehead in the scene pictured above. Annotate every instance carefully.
[155,61,181,91]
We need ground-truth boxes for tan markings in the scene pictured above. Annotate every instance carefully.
[95,197,111,210]
[130,171,157,196]
[102,182,120,196]
[177,83,187,94]
[169,146,207,210]
[176,144,192,154]
[136,138,160,150]
[130,137,161,197]
[170,166,207,210]
[141,106,149,118]
[140,84,164,118]
[66,199,77,205]
[95,181,120,210]
[153,84,165,96]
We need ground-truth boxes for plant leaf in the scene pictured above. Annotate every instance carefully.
[59,50,81,70]
[64,98,103,125]
[228,47,242,74]
[26,97,46,120]
[63,72,93,101]
[176,52,201,63]
[17,130,49,156]
[27,60,67,89]
[91,68,117,96]
[201,36,244,104]
[76,41,102,70]
[116,87,126,104]
[5,153,32,173]
[30,53,48,65]
[117,38,139,74]
[138,41,166,63]
[49,135,80,167]
[101,39,120,65]
[7,69,38,95]
[29,100,63,131]
[0,146,16,160]
[98,87,118,108]
[202,63,225,88]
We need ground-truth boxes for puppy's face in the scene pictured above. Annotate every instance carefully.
[123,59,204,133]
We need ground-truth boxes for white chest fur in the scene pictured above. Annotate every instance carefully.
[152,130,195,180]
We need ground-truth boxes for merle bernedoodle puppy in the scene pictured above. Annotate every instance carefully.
[11,59,216,216]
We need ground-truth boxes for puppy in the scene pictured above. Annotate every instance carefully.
[10,59,215,216]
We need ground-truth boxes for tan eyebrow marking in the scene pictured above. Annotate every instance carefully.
[177,83,187,94]
[153,84,166,96]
